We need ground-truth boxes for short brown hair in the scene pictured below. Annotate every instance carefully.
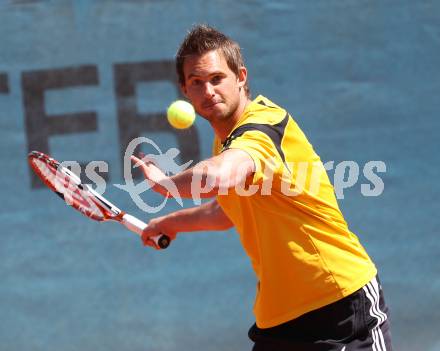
[176,24,250,98]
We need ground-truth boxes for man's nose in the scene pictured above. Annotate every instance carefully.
[202,82,215,97]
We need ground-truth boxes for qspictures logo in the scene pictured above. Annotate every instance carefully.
[114,137,192,213]
[59,136,386,213]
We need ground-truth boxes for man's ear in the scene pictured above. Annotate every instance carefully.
[237,66,247,89]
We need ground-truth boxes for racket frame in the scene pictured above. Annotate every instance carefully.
[28,151,170,249]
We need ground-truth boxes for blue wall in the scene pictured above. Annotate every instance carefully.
[1,1,439,350]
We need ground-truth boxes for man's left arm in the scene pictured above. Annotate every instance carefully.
[131,148,255,199]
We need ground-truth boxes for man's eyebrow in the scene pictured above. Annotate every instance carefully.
[187,71,225,79]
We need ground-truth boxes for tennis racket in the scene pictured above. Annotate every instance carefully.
[28,150,170,249]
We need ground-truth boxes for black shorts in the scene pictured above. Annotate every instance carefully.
[248,276,393,351]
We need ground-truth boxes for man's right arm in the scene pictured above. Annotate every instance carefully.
[141,199,234,247]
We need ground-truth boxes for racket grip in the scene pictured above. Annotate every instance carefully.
[121,214,170,249]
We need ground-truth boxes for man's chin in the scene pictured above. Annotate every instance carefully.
[200,107,226,121]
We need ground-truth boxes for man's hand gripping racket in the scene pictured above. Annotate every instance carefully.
[28,151,171,249]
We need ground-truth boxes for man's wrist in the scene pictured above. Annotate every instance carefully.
[156,176,176,198]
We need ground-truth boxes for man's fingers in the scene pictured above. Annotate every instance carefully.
[140,228,155,246]
[142,237,160,250]
[130,155,141,167]
[131,155,157,170]
[130,156,153,180]
[142,232,170,250]
[139,152,156,165]
[142,228,176,248]
[130,155,146,169]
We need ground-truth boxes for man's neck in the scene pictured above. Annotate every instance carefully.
[213,96,251,142]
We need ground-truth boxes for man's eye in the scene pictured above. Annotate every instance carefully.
[211,76,222,84]
[191,79,202,86]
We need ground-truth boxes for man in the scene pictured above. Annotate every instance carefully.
[132,24,393,350]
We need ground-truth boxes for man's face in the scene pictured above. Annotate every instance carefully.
[181,50,247,124]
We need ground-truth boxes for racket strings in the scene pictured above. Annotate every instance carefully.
[31,158,105,221]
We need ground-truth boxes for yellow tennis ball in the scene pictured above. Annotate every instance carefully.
[166,100,196,129]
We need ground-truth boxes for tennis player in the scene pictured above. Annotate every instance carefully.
[132,24,393,351]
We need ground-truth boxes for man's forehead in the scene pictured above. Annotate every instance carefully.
[183,50,229,76]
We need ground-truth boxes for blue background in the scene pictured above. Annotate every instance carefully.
[1,1,439,350]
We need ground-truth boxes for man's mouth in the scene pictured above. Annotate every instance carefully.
[203,100,222,109]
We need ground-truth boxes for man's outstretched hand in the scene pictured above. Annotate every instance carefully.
[130,153,172,198]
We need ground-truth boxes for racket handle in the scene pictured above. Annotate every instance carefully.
[121,214,170,249]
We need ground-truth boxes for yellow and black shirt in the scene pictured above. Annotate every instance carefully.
[213,95,377,328]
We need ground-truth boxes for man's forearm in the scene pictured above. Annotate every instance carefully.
[142,149,254,200]
[167,149,255,199]
[164,199,234,232]
[168,159,220,199]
